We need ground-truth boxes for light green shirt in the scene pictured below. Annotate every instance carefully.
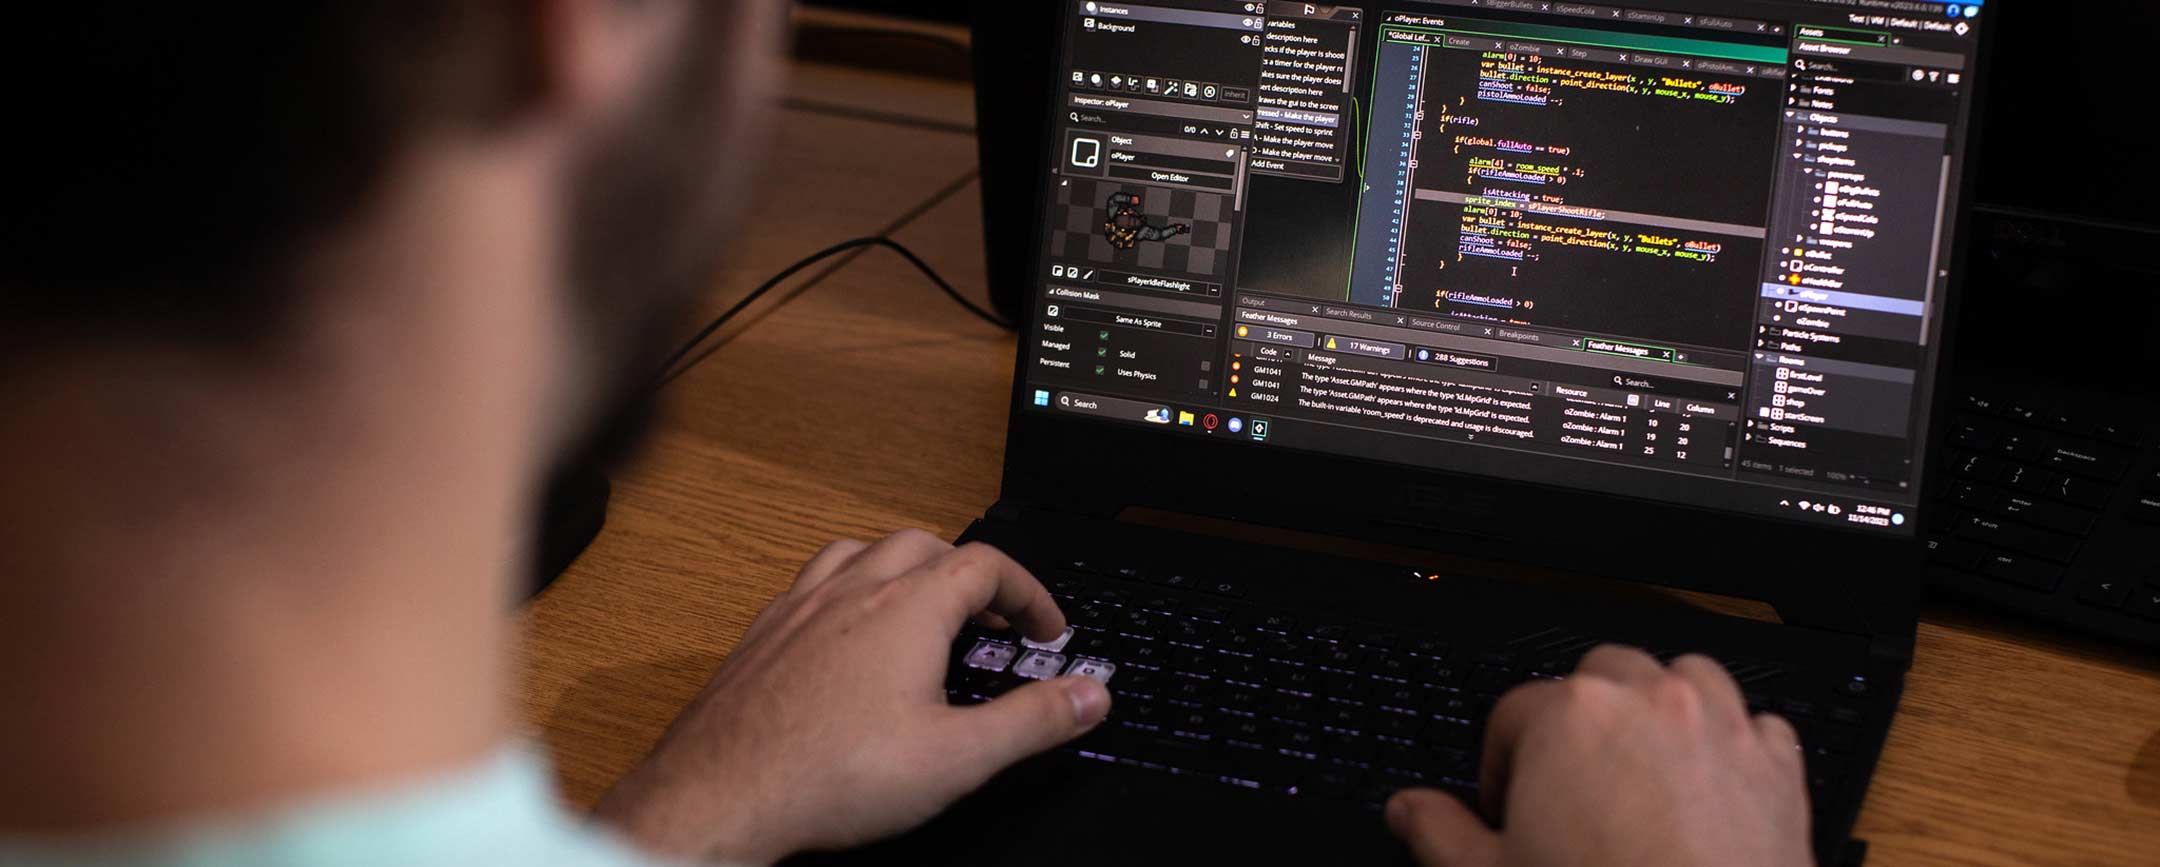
[0,748,681,867]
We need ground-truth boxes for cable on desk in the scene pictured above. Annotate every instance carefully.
[657,166,985,385]
[653,236,1009,389]
[796,23,971,60]
[779,97,976,136]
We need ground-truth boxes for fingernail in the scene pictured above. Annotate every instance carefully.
[1385,788,1431,827]
[1384,791,1413,826]
[1066,677,1111,726]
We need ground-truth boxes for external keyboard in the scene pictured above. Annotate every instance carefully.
[1924,384,2159,649]
[945,556,1884,844]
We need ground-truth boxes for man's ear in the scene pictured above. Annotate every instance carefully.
[529,0,693,124]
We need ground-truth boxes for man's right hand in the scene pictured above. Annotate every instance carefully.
[1385,645,1814,867]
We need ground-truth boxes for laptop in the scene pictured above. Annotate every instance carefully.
[804,1,1994,864]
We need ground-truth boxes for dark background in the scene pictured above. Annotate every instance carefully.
[1969,0,2160,231]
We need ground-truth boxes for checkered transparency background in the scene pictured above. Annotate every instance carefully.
[1052,177,1235,278]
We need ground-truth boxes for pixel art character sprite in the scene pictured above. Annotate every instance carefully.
[1102,191,1191,250]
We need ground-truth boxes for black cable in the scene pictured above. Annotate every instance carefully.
[652,236,1010,389]
[794,24,973,62]
[658,167,983,385]
[779,97,976,136]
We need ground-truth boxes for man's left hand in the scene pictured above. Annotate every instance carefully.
[592,530,1110,864]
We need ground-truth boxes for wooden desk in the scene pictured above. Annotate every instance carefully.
[518,60,2160,866]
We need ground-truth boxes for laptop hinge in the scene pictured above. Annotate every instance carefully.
[984,493,1124,523]
[1865,614,1917,669]
[983,498,1027,525]
[984,497,1922,671]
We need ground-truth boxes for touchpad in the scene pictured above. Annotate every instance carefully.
[784,755,1413,866]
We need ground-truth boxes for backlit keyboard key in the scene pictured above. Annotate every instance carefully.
[1164,678,1217,707]
[1155,573,1202,592]
[1948,423,1995,450]
[1065,657,1117,685]
[1951,452,2000,480]
[1998,462,2046,494]
[1113,668,1160,698]
[1118,609,1165,637]
[1264,636,1312,662]
[1367,653,1414,681]
[1021,627,1074,653]
[2073,576,2132,609]
[1320,671,1370,700]
[1014,650,1068,680]
[1269,693,1320,723]
[1406,636,1449,658]
[964,640,1018,672]
[1956,514,2079,562]
[1224,717,1273,749]
[1216,656,1266,686]
[1995,494,2096,535]
[1270,663,1321,694]
[1421,660,1465,688]
[1219,685,1268,715]
[1373,712,1424,743]
[1374,682,1426,711]
[1124,639,1170,668]
[1315,645,1366,670]
[2129,587,2160,621]
[1067,628,1118,658]
[1167,646,1217,677]
[1979,552,2061,592]
[2041,442,2130,480]
[1165,618,1215,645]
[2049,473,2113,509]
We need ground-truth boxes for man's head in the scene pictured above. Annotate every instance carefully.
[0,5,787,822]
[3,0,783,476]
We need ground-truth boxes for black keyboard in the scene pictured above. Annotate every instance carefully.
[1924,384,2160,649]
[945,559,1884,845]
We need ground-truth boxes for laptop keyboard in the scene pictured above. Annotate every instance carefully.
[946,559,1881,823]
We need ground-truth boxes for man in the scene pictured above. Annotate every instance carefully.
[0,3,1812,866]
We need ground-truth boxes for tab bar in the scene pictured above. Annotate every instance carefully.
[1235,323,1317,347]
[1319,335,1409,360]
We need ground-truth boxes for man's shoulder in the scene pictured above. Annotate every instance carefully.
[0,748,685,867]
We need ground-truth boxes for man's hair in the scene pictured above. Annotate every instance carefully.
[2,6,536,342]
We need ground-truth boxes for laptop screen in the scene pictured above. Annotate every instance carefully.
[1022,0,1993,536]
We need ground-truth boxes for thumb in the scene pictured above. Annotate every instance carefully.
[1387,788,1503,867]
[947,675,1112,781]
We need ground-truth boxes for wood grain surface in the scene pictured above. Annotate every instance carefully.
[518,60,2160,866]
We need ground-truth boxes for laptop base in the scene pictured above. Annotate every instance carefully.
[794,513,1896,866]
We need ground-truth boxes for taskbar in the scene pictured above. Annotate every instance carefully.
[1026,386,1920,536]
